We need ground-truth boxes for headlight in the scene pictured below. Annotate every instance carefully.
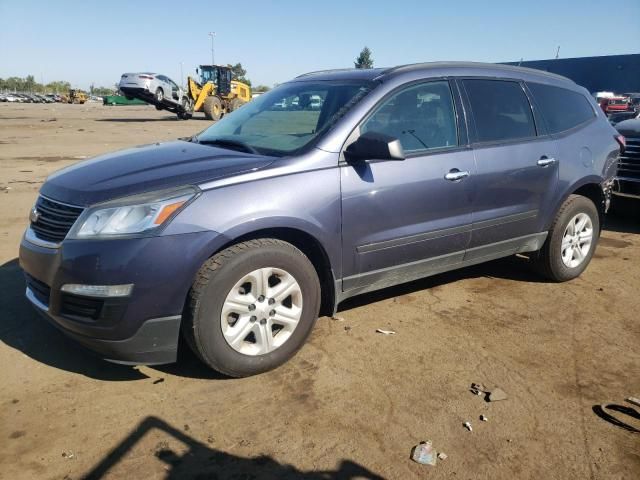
[68,186,199,239]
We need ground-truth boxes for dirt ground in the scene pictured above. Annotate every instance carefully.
[0,102,638,480]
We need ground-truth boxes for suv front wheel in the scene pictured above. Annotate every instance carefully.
[535,194,600,282]
[184,239,321,377]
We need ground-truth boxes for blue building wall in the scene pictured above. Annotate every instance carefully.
[504,54,640,93]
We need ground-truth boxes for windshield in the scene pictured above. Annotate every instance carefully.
[196,80,374,156]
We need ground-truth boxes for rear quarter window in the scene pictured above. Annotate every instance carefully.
[527,83,595,134]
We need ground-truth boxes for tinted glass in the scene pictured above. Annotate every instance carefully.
[361,81,458,152]
[464,79,536,142]
[528,83,595,134]
[197,81,373,156]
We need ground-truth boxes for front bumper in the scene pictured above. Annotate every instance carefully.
[19,229,222,364]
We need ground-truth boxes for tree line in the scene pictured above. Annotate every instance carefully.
[0,75,114,95]
[2,53,373,96]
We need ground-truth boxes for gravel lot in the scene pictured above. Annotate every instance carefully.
[0,102,638,480]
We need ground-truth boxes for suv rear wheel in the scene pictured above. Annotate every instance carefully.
[184,239,321,377]
[534,194,600,281]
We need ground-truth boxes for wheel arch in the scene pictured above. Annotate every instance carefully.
[546,176,606,231]
[205,226,337,317]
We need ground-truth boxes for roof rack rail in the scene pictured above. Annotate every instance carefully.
[376,61,572,82]
[295,68,357,78]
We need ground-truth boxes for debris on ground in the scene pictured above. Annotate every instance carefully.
[626,396,640,408]
[331,316,345,322]
[488,388,508,402]
[376,329,396,335]
[153,378,165,385]
[61,451,75,459]
[471,383,488,395]
[410,440,437,466]
[480,415,488,422]
[344,325,352,331]
[437,452,448,460]
[464,421,473,432]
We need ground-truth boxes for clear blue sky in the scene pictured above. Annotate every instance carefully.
[1,0,638,89]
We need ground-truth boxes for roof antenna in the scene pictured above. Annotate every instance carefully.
[555,46,560,59]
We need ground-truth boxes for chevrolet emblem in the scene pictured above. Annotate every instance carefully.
[29,207,41,224]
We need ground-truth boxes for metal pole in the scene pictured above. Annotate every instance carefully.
[209,32,216,65]
[555,46,560,59]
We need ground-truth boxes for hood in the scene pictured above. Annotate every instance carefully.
[40,140,276,205]
[615,118,640,136]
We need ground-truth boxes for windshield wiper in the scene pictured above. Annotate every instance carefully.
[196,138,259,155]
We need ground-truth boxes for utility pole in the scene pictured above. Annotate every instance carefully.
[208,32,216,65]
[555,46,560,59]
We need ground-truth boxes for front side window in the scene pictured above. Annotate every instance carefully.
[527,83,595,134]
[196,80,373,156]
[463,79,536,143]
[361,81,458,153]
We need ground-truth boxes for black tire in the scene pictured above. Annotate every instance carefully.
[202,96,222,121]
[177,97,192,120]
[155,88,164,103]
[229,97,245,112]
[534,194,600,282]
[155,104,164,111]
[183,239,321,377]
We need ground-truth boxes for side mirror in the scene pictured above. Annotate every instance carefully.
[345,131,405,162]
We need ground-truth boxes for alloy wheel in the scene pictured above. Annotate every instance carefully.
[561,213,593,268]
[220,267,303,356]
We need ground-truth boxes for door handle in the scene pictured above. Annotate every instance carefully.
[444,169,470,181]
[537,157,557,167]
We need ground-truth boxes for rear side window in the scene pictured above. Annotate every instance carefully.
[463,79,536,143]
[528,83,595,134]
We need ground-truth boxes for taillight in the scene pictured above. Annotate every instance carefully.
[138,75,154,80]
[615,134,626,154]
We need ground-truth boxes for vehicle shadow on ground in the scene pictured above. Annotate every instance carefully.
[338,254,545,312]
[5,211,637,381]
[604,200,640,234]
[0,254,545,381]
[83,416,385,480]
[95,117,183,123]
[0,258,148,381]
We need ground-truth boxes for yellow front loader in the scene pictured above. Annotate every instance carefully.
[186,65,251,120]
[68,89,87,104]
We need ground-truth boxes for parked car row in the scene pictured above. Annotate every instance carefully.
[0,93,63,103]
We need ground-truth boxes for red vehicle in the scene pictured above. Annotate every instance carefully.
[602,96,631,115]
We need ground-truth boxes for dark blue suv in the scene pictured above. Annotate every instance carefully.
[19,63,621,377]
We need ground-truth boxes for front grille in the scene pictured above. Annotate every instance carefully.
[25,273,51,307]
[60,293,104,320]
[30,196,84,244]
[618,136,640,180]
